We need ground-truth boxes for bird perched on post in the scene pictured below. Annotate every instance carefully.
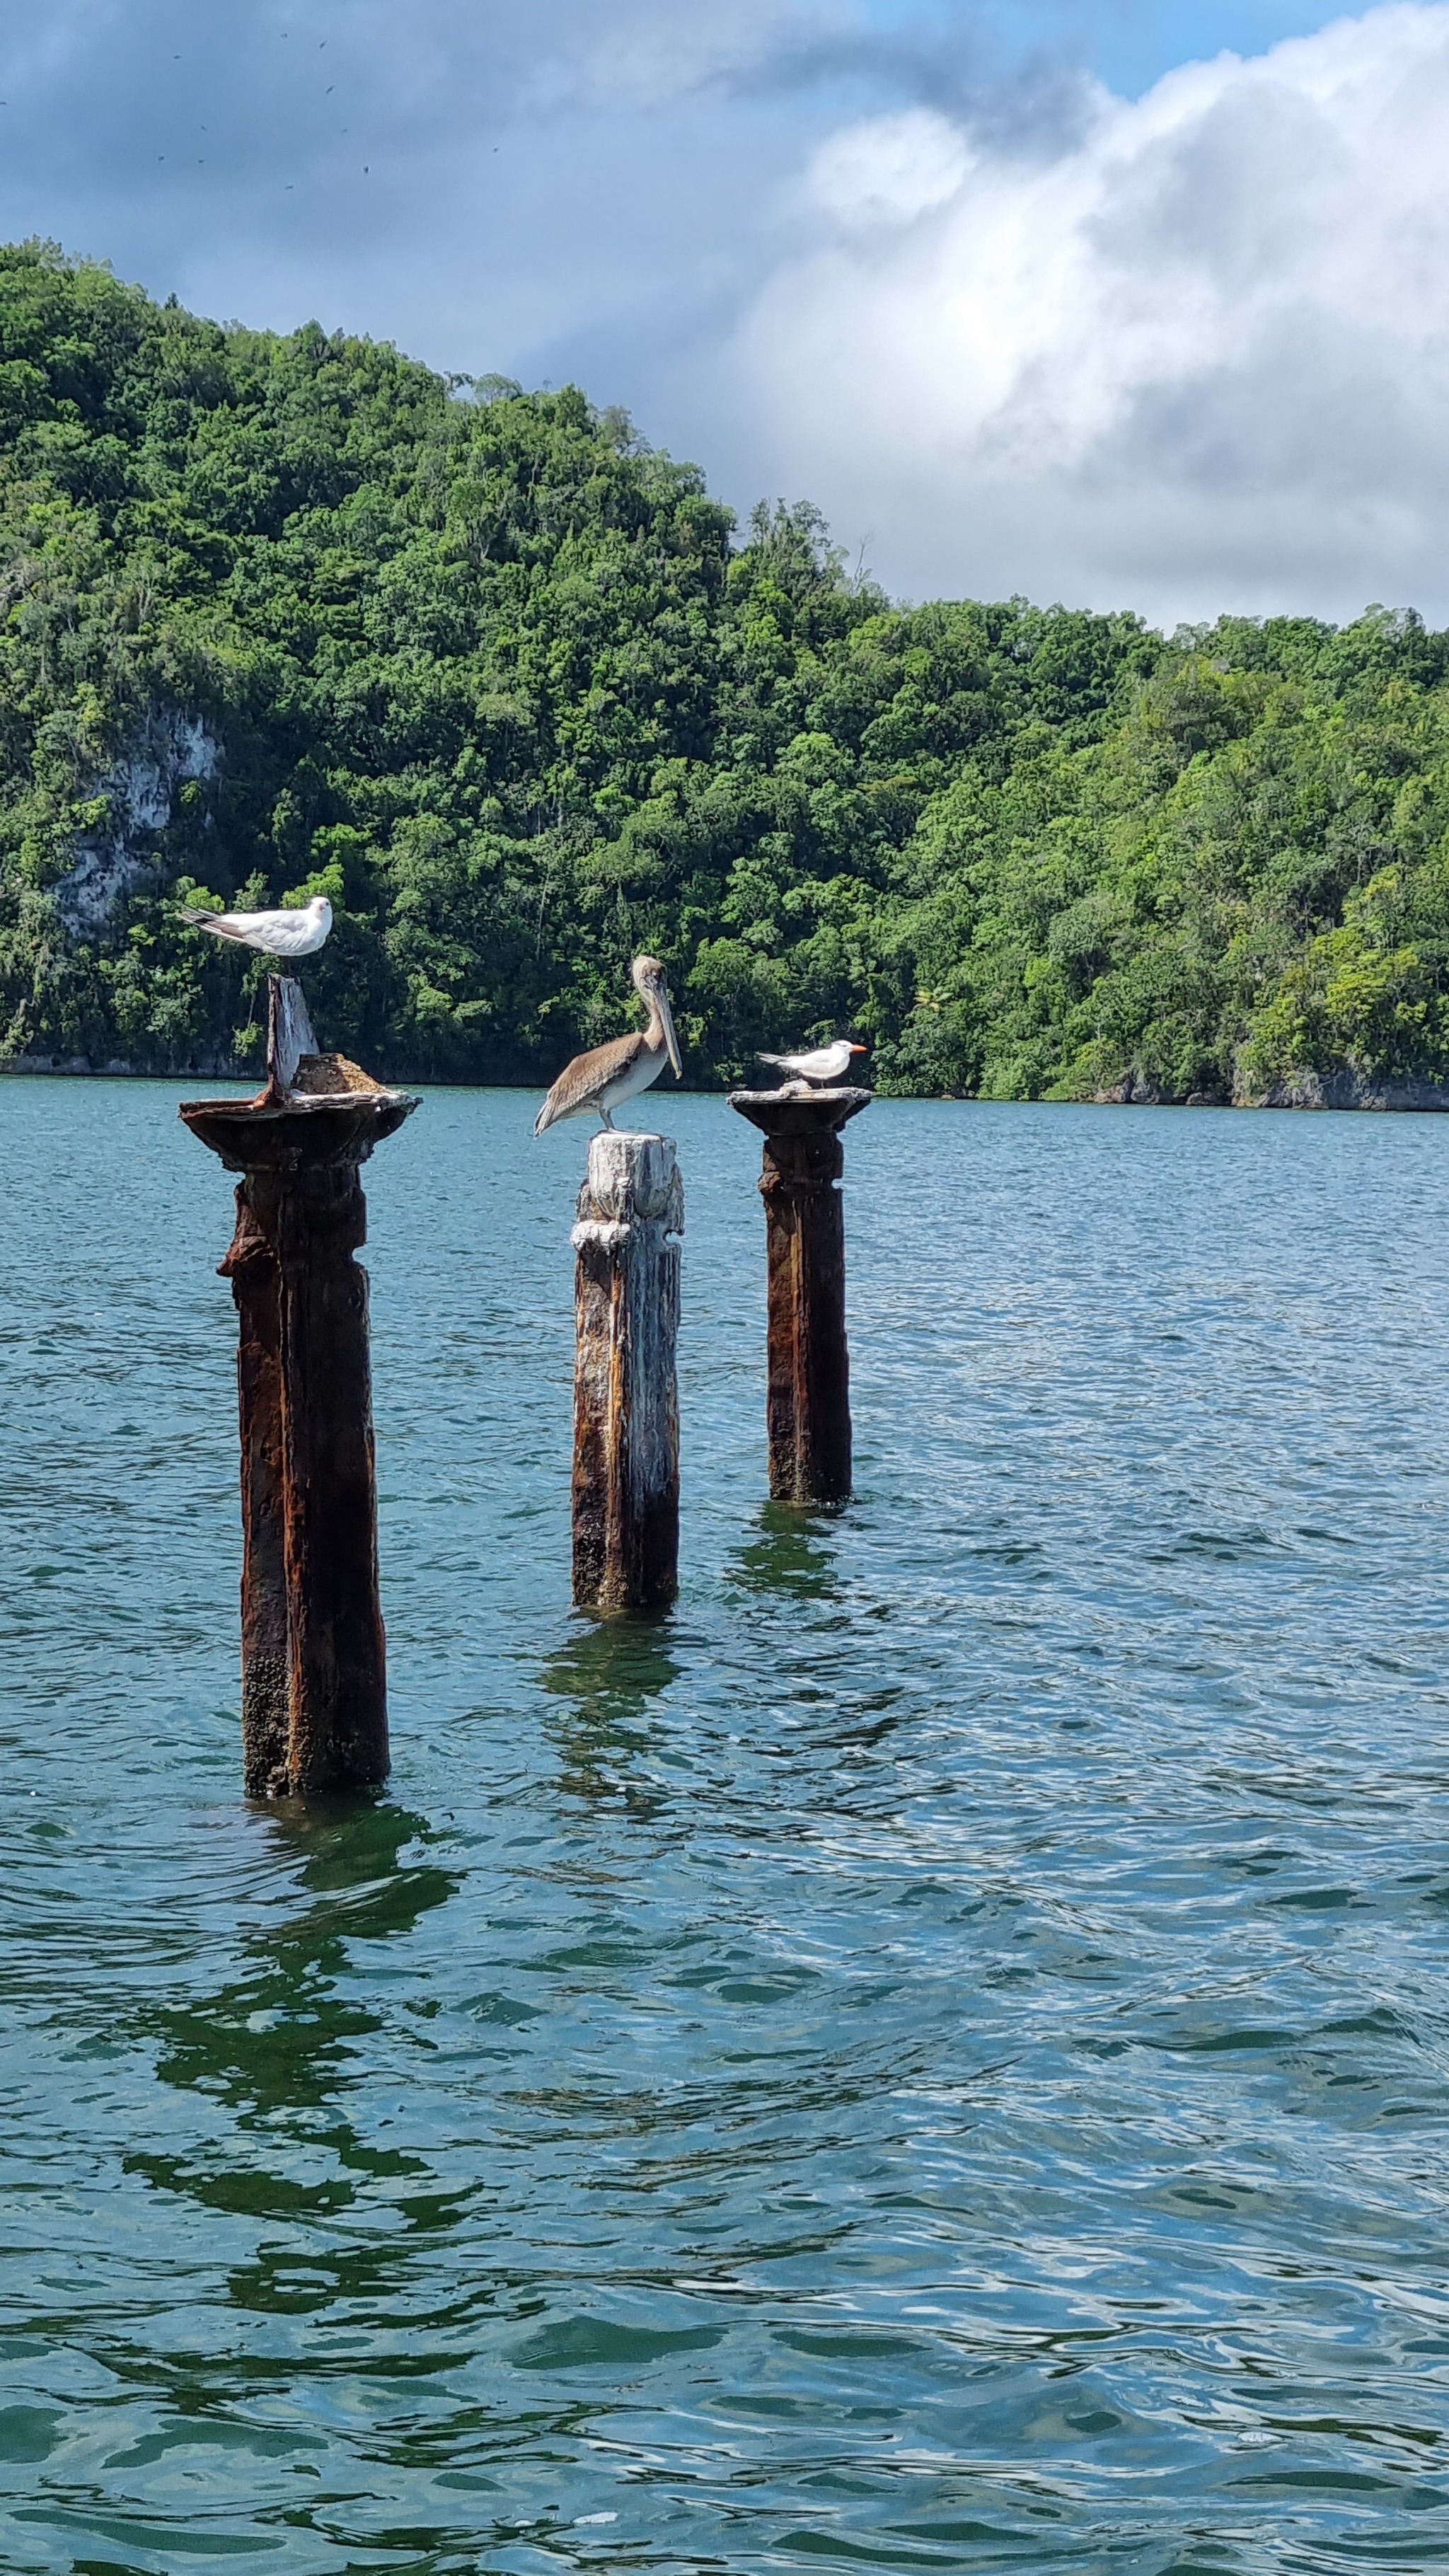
[179,894,333,961]
[535,955,683,1134]
[756,1038,867,1086]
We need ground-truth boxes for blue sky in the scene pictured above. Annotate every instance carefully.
[860,0,1350,92]
[981,0,1349,88]
[1,0,1444,620]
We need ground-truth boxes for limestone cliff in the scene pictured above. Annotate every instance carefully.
[50,710,219,937]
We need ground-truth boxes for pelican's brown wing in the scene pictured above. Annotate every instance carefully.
[534,1030,646,1134]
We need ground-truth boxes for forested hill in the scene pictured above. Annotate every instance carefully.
[4,240,1449,1103]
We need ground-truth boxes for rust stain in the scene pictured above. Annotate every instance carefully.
[729,1087,870,1508]
[183,1043,415,1798]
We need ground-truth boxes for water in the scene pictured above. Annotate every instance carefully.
[3,1081,1448,2576]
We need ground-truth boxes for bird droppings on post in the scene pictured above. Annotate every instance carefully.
[180,974,417,1799]
[570,1129,683,1615]
[729,1082,872,1506]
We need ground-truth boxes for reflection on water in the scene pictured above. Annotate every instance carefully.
[129,1802,460,2323]
[540,1615,681,1806]
[4,1081,1449,2572]
[726,1501,843,1599]
[143,1802,452,2117]
[541,1610,681,1728]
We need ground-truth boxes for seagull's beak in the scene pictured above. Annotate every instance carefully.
[849,1043,868,1056]
[657,981,683,1080]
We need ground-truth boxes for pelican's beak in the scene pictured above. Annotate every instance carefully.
[657,981,683,1080]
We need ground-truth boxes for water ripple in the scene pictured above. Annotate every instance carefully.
[2,1085,1448,2570]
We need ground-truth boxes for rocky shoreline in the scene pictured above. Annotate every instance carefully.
[1094,1068,1449,1111]
[3,1051,242,1080]
[8,1053,1449,1107]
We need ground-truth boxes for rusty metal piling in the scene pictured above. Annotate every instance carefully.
[181,978,416,1798]
[728,1085,871,1506]
[570,1131,683,1612]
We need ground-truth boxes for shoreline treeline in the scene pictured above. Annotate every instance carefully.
[3,239,1448,1102]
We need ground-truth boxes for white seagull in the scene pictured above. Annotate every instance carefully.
[756,1038,867,1086]
[179,894,333,958]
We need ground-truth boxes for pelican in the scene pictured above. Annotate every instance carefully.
[756,1038,867,1086]
[179,894,333,959]
[534,955,683,1135]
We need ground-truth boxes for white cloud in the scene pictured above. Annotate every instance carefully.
[728,4,1449,620]
[807,109,971,224]
[13,0,1446,625]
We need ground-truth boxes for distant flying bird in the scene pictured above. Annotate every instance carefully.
[180,895,333,959]
[535,955,682,1135]
[756,1039,867,1086]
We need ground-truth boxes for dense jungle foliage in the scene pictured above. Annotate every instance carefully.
[5,238,1449,1099]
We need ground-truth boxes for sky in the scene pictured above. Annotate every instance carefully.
[0,0,1445,623]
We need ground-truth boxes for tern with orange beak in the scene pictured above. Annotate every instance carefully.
[534,954,683,1134]
[756,1038,867,1086]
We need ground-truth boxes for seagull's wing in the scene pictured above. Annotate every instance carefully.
[179,905,326,955]
[180,907,264,945]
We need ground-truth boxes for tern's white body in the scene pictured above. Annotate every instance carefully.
[757,1038,867,1085]
[180,894,333,958]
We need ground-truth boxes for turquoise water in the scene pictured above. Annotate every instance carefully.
[3,1081,1449,2575]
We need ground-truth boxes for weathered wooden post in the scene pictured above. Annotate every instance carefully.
[570,1130,683,1612]
[180,980,416,1798]
[727,1083,871,1505]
